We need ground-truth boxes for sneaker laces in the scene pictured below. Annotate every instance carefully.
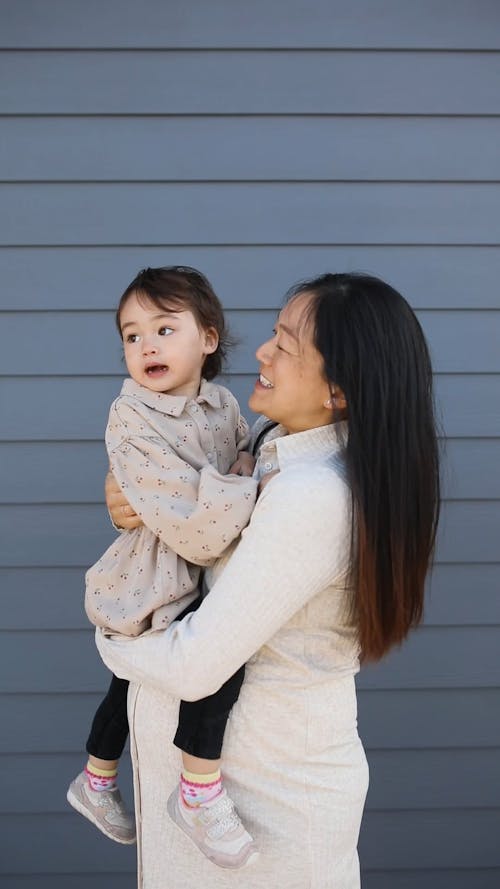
[200,795,242,840]
[95,789,125,812]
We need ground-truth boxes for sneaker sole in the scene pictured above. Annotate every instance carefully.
[166,793,259,870]
[66,787,137,845]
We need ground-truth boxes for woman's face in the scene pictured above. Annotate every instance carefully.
[249,292,334,434]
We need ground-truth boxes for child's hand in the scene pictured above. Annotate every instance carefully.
[258,469,280,494]
[105,470,143,530]
[229,451,256,477]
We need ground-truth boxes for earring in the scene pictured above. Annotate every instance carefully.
[324,398,334,408]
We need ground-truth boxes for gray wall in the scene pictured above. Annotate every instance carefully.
[1,2,499,886]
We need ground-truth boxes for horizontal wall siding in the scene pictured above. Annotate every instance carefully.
[3,687,499,754]
[2,626,500,694]
[2,374,500,439]
[1,2,499,886]
[3,439,500,503]
[2,309,500,374]
[1,0,500,49]
[0,501,498,566]
[0,811,498,871]
[1,246,499,310]
[4,748,500,812]
[1,51,500,114]
[1,880,135,889]
[3,117,500,181]
[10,874,499,889]
[362,873,500,889]
[0,564,498,630]
[3,183,500,244]
[359,811,500,868]
[5,876,498,889]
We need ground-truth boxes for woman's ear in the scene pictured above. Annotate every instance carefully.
[324,387,347,411]
[203,327,219,355]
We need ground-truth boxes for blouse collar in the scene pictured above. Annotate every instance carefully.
[259,421,348,470]
[120,377,222,416]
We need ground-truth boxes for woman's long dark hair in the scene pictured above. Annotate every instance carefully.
[290,273,441,661]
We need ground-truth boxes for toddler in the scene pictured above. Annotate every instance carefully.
[67,266,259,869]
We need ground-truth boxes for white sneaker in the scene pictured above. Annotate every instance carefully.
[167,787,259,869]
[67,771,136,844]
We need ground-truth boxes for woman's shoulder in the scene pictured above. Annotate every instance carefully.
[280,458,348,493]
[259,459,350,528]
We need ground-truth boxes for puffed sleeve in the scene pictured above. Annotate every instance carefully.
[106,398,258,565]
[96,465,352,698]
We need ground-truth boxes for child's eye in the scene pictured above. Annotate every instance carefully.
[159,326,174,336]
[126,333,140,343]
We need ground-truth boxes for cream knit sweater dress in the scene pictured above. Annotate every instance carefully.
[96,422,369,888]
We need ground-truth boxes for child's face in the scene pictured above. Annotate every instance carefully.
[119,292,218,398]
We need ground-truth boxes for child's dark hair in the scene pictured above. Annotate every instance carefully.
[116,266,230,380]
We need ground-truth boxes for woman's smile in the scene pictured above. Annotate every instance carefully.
[256,373,274,389]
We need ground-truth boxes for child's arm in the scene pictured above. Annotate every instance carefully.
[107,398,258,566]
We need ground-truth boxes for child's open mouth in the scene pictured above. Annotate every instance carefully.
[146,364,169,377]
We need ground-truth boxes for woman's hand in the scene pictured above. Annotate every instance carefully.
[105,470,142,530]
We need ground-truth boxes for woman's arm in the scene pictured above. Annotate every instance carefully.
[96,465,351,700]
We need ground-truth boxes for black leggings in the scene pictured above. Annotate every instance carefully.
[86,597,245,761]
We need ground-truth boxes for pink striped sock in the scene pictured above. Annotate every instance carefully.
[180,769,223,807]
[85,765,117,792]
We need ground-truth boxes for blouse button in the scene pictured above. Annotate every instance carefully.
[264,461,273,471]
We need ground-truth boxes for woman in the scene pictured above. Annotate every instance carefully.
[97,273,440,888]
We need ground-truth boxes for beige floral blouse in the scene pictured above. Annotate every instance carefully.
[85,378,258,636]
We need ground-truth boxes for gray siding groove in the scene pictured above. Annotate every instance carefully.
[3,111,500,118]
[2,242,500,247]
[3,47,500,53]
[4,178,500,184]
